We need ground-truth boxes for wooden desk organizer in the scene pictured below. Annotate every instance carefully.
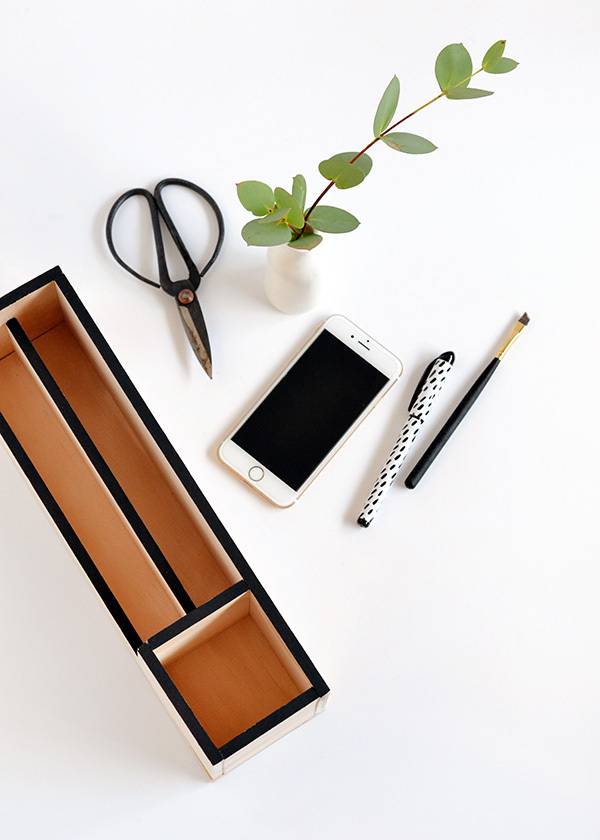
[0,268,329,778]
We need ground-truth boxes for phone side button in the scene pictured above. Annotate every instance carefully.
[248,466,265,482]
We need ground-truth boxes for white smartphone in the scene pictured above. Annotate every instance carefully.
[218,315,402,507]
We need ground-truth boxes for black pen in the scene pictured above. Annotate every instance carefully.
[405,313,530,489]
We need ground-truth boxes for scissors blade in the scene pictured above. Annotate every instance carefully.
[177,295,213,378]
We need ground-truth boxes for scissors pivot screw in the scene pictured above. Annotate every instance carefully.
[177,289,195,305]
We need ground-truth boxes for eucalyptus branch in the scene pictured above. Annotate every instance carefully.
[302,67,484,227]
[236,44,518,249]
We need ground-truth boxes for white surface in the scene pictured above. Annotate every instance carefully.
[0,1,598,837]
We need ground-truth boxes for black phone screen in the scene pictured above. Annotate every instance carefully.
[232,329,390,490]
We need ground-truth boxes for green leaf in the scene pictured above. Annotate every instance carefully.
[446,87,493,99]
[274,187,304,228]
[382,132,437,154]
[292,174,307,211]
[319,152,372,179]
[486,56,518,74]
[307,206,359,234]
[274,187,294,207]
[483,40,518,73]
[288,233,323,250]
[241,218,292,246]
[287,206,305,228]
[482,40,505,69]
[373,75,400,136]
[318,152,373,189]
[259,207,288,223]
[435,43,472,91]
[236,181,275,216]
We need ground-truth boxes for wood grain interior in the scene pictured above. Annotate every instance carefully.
[156,593,311,747]
[30,314,238,605]
[0,341,185,640]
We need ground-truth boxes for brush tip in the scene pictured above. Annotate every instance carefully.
[519,312,530,326]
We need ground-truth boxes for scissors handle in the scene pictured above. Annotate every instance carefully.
[106,188,163,289]
[105,179,225,295]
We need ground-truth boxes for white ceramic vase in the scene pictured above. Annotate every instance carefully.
[264,245,320,314]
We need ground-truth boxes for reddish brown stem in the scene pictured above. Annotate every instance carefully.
[301,73,481,231]
[303,181,336,222]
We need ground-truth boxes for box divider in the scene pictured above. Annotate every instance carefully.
[146,580,249,649]
[6,317,195,614]
[0,411,142,650]
[52,277,262,581]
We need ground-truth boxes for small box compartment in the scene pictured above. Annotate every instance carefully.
[0,269,329,777]
[151,590,312,748]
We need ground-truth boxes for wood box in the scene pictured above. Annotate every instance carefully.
[0,268,329,779]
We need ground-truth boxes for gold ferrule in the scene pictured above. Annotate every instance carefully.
[495,320,526,360]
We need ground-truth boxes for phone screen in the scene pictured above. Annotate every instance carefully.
[232,329,390,490]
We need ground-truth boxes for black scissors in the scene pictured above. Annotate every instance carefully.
[106,178,224,379]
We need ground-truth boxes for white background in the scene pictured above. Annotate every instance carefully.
[1,1,598,837]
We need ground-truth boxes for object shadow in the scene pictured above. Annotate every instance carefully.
[223,260,269,310]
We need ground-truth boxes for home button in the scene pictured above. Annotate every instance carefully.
[248,466,264,482]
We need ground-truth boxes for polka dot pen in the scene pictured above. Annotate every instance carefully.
[357,352,455,527]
